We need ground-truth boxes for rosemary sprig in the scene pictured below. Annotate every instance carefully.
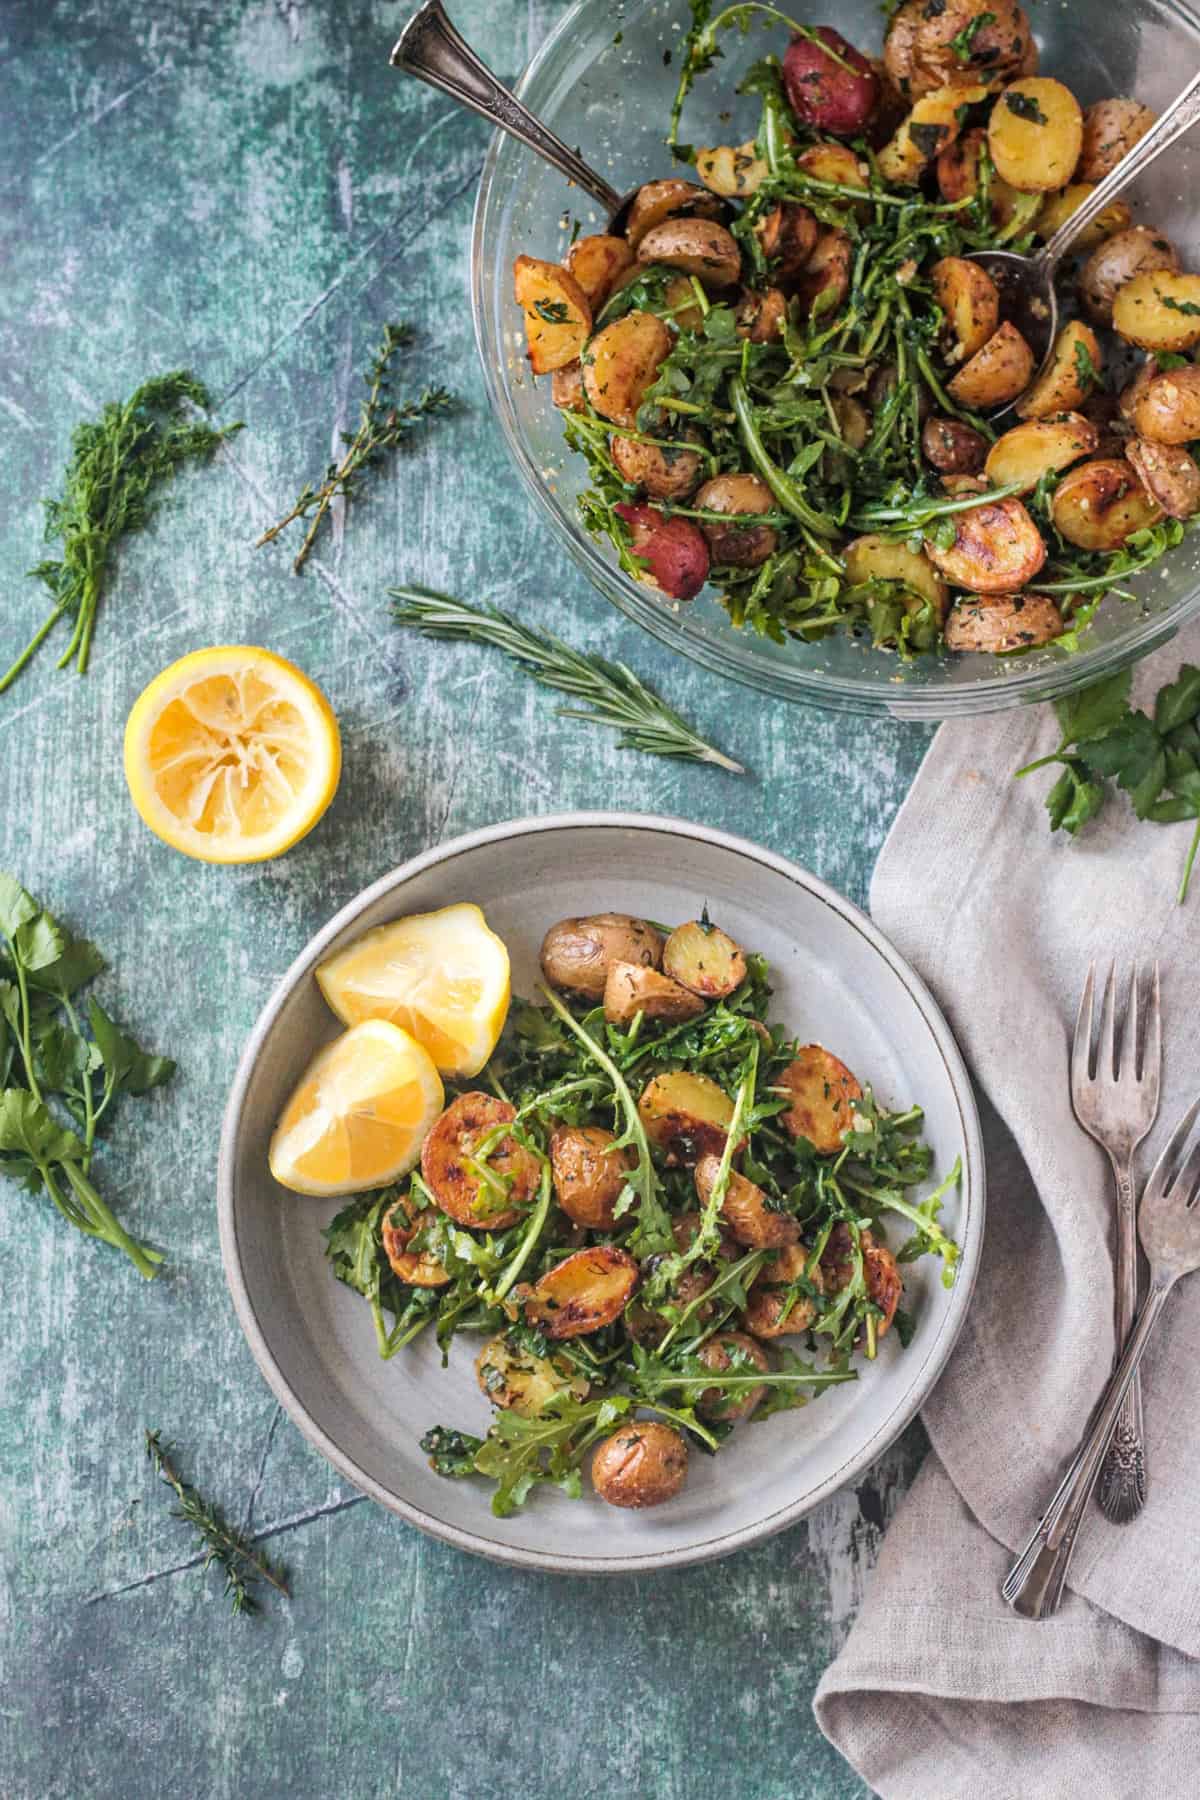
[1,373,240,694]
[144,1430,289,1617]
[391,585,745,773]
[257,324,454,573]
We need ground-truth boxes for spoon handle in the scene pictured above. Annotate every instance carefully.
[390,0,622,216]
[1037,69,1200,278]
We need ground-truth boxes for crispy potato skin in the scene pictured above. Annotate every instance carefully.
[983,413,1099,494]
[520,1246,639,1339]
[421,1093,539,1231]
[931,257,1001,363]
[696,1330,771,1421]
[639,1070,736,1165]
[922,416,988,474]
[694,473,777,567]
[540,913,664,998]
[794,227,852,318]
[877,81,990,185]
[583,311,672,427]
[591,1422,688,1508]
[549,1125,633,1231]
[1130,366,1200,445]
[1126,438,1200,520]
[604,960,706,1027]
[1016,320,1103,420]
[635,217,742,289]
[782,26,879,136]
[944,592,1064,652]
[565,234,634,309]
[1112,272,1200,354]
[1051,457,1164,549]
[884,0,1034,100]
[1078,98,1156,183]
[987,78,1084,194]
[754,202,819,284]
[696,141,770,197]
[1081,226,1179,325]
[841,534,949,619]
[615,502,711,602]
[475,1333,589,1416]
[744,1242,821,1339]
[925,495,1047,591]
[735,286,788,343]
[821,1224,902,1338]
[624,179,724,249]
[1036,183,1131,251]
[946,321,1035,409]
[777,1045,863,1154]
[662,919,747,999]
[695,1154,800,1250]
[611,432,703,500]
[551,361,585,413]
[513,256,592,374]
[381,1197,450,1287]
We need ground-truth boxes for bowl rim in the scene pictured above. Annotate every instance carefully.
[218,810,986,1574]
[470,0,1200,718]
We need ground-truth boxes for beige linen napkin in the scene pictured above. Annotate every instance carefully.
[814,632,1200,1797]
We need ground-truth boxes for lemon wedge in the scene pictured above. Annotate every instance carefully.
[124,646,341,863]
[268,1020,444,1197]
[317,902,511,1079]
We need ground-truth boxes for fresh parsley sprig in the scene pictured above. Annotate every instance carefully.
[145,1431,289,1617]
[391,585,745,772]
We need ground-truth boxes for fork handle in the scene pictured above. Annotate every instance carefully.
[1002,1279,1172,1618]
[1097,1150,1146,1523]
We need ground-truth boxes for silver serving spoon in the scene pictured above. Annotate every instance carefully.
[974,70,1200,407]
[391,0,673,236]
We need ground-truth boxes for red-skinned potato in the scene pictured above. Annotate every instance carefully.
[782,27,878,137]
[615,502,710,601]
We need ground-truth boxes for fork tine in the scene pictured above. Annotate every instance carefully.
[1099,961,1117,1079]
[1147,962,1162,1097]
[1145,1093,1200,1205]
[1071,962,1096,1096]
[1129,963,1140,1079]
[1169,1131,1200,1209]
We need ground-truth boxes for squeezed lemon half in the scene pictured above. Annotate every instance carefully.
[124,646,341,863]
[317,901,511,1079]
[268,1019,444,1197]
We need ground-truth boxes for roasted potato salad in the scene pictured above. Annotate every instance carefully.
[476,1334,590,1416]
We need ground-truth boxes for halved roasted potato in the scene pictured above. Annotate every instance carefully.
[931,257,1000,364]
[921,417,989,476]
[1112,272,1200,354]
[1035,183,1132,251]
[743,1243,821,1339]
[638,1070,736,1164]
[735,286,788,343]
[794,227,852,318]
[1078,98,1156,183]
[540,912,664,998]
[795,140,870,202]
[591,1421,688,1508]
[1016,320,1103,419]
[518,1245,639,1338]
[694,472,778,567]
[776,1046,863,1154]
[583,311,672,427]
[696,1330,771,1421]
[935,128,1030,232]
[611,432,704,500]
[1125,438,1200,520]
[475,1332,590,1415]
[624,178,725,249]
[987,78,1083,194]
[421,1092,540,1230]
[381,1195,450,1287]
[549,1125,634,1231]
[662,919,747,999]
[513,256,592,374]
[841,534,949,620]
[754,202,818,283]
[983,413,1099,494]
[1081,226,1179,325]
[1051,457,1164,550]
[695,141,770,197]
[1129,366,1200,445]
[924,496,1047,592]
[884,0,1034,100]
[944,593,1064,652]
[877,81,990,185]
[604,961,705,1027]
[565,234,634,309]
[947,321,1035,409]
[695,1154,799,1250]
[821,1223,903,1339]
[635,217,741,289]
[551,361,585,413]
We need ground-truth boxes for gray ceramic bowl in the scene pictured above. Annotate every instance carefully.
[218,814,984,1572]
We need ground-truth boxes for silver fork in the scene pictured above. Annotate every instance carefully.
[1071,963,1161,1523]
[1004,1091,1200,1616]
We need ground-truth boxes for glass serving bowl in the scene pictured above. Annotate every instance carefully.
[470,0,1200,718]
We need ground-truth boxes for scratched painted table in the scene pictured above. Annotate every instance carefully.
[0,4,937,1796]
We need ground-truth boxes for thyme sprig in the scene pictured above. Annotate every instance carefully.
[257,324,454,573]
[391,585,744,772]
[144,1431,289,1617]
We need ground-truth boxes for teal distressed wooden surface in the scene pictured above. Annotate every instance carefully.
[0,4,935,1795]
